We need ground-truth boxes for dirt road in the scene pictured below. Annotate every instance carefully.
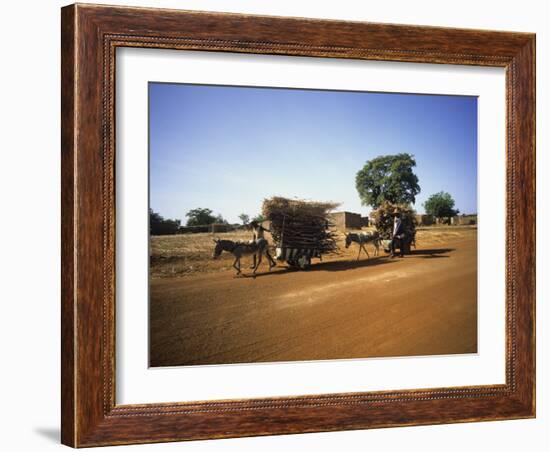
[150,235,477,367]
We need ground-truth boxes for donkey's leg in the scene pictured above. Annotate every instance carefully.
[250,253,257,269]
[265,249,276,269]
[233,256,241,275]
[356,244,362,261]
[362,243,370,259]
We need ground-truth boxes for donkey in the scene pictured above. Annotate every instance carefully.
[212,238,276,275]
[345,231,380,260]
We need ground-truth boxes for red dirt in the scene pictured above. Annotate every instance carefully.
[150,235,477,367]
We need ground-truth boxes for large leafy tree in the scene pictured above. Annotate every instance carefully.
[185,208,218,226]
[355,153,420,208]
[423,191,459,221]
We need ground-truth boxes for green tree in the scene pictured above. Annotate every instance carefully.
[252,213,266,223]
[355,153,420,208]
[423,191,459,221]
[185,208,217,226]
[215,214,228,225]
[238,213,250,225]
[149,209,181,235]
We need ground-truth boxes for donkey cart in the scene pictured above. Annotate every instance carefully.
[275,245,322,270]
[380,232,415,255]
[263,196,339,271]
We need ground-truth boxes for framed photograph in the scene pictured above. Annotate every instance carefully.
[61,3,535,447]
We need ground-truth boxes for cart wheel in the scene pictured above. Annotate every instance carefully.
[297,255,311,270]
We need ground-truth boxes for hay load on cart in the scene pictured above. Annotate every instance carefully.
[262,196,339,269]
[370,201,417,254]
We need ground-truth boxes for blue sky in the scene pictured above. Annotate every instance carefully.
[149,83,477,224]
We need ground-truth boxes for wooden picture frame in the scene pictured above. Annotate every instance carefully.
[61,3,535,447]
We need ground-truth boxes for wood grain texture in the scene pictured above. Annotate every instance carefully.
[60,3,536,447]
[60,5,76,446]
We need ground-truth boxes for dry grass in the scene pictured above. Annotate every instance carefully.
[416,225,477,244]
[150,225,477,278]
[150,230,253,278]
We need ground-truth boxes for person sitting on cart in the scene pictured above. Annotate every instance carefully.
[249,220,272,268]
[390,209,405,258]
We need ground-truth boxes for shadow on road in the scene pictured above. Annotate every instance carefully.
[308,257,396,272]
[241,256,396,278]
[239,249,455,278]
[408,248,455,258]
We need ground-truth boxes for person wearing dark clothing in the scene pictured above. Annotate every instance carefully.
[390,211,405,258]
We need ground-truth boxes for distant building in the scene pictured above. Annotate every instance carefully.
[330,211,368,231]
[451,214,477,226]
[178,225,209,234]
[416,214,435,226]
[413,214,477,226]
[178,223,235,234]
[209,223,232,233]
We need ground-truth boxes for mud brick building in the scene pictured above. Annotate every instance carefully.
[330,211,369,231]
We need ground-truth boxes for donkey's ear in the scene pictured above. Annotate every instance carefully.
[212,238,218,243]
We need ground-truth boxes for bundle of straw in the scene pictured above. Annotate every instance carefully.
[262,197,340,252]
[370,201,417,240]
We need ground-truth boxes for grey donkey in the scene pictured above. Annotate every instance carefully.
[345,232,380,260]
[212,238,276,275]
